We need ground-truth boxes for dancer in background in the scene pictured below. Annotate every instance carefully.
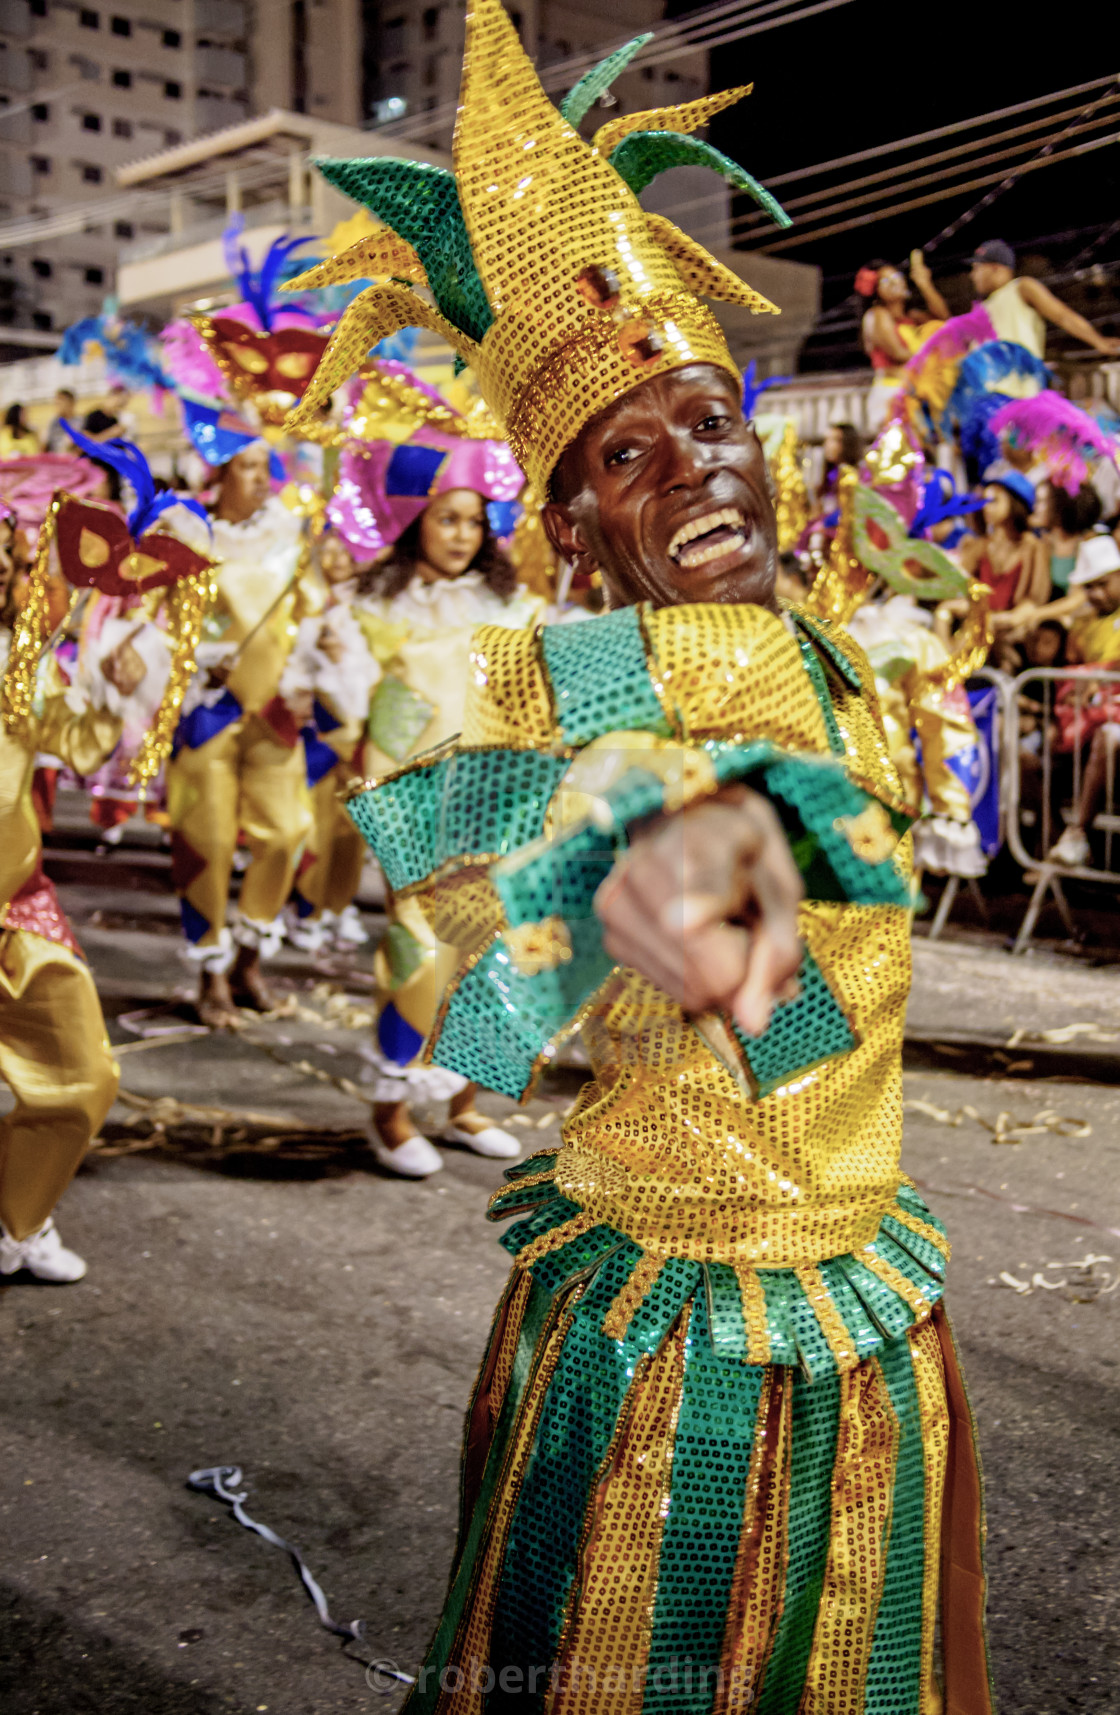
[858,253,949,429]
[0,496,196,1281]
[283,526,381,953]
[969,239,1120,361]
[167,441,315,1026]
[339,416,541,1178]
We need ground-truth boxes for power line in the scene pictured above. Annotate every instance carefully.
[760,73,1120,189]
[370,0,852,146]
[723,94,1120,240]
[757,127,1120,254]
[714,101,1120,250]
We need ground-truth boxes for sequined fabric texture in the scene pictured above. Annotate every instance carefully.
[395,1160,991,1715]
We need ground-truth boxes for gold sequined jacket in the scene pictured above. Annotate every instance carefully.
[437,602,914,1270]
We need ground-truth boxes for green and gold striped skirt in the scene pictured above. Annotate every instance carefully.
[402,1159,994,1715]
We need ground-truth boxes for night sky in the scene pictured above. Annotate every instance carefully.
[669,0,1120,367]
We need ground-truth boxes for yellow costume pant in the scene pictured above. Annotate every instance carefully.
[0,928,119,1241]
[167,714,313,948]
[298,765,366,919]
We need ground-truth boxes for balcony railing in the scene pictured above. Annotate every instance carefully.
[766,359,1120,442]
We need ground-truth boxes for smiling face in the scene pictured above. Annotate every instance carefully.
[416,488,486,582]
[542,364,778,612]
[876,268,908,308]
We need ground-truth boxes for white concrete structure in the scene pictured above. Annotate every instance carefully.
[0,0,361,348]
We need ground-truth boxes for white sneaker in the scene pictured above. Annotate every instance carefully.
[331,905,369,948]
[442,1122,522,1160]
[1049,826,1090,867]
[285,913,329,953]
[0,1217,87,1282]
[369,1130,444,1178]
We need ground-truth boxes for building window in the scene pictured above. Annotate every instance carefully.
[112,116,131,136]
[80,7,99,25]
[31,156,51,174]
[422,6,439,38]
[32,258,52,278]
[112,69,130,86]
[164,79,181,97]
[110,14,130,34]
[31,103,49,122]
[32,311,54,330]
[81,163,103,182]
[164,127,181,144]
[30,0,48,15]
[114,219,133,238]
[81,112,102,130]
[163,27,180,45]
[424,53,437,87]
[30,48,49,70]
[85,266,104,284]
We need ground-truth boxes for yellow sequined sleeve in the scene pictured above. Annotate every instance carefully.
[35,670,122,780]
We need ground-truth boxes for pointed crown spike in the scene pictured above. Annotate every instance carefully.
[559,33,653,128]
[291,0,785,495]
[590,85,752,157]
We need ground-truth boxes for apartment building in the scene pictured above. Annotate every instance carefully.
[0,0,360,347]
[361,0,699,151]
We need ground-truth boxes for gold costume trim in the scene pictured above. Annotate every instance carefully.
[887,1201,951,1261]
[860,1247,932,1320]
[799,1356,900,1712]
[549,1309,690,1713]
[601,1252,666,1342]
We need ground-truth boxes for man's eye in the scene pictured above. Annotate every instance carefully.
[605,445,637,467]
[696,414,732,432]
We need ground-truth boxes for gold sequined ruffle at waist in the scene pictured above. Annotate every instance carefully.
[553,1140,896,1267]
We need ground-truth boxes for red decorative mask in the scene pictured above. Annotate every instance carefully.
[202,316,329,401]
[55,496,214,598]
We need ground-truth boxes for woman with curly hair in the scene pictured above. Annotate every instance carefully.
[342,434,544,1179]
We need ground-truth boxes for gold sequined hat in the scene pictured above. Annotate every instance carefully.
[285,0,788,496]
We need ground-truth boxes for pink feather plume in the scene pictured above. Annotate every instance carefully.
[989,391,1120,494]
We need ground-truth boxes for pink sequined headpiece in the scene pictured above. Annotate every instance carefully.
[328,369,523,556]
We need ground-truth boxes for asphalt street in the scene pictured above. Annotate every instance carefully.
[1,874,1118,1715]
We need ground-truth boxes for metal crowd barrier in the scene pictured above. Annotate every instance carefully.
[1001,663,1120,953]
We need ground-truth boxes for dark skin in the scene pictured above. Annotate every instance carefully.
[542,362,803,1036]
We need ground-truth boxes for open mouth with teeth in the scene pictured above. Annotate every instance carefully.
[667,506,749,570]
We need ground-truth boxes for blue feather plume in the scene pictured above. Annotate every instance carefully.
[741,360,788,420]
[222,217,318,331]
[61,421,211,541]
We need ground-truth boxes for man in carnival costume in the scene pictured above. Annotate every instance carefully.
[289,4,994,1709]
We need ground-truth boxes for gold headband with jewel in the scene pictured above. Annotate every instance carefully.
[284,0,789,497]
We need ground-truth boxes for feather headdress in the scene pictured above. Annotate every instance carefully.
[190,222,334,420]
[1,426,215,790]
[989,391,1119,495]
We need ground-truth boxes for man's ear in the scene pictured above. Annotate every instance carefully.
[542,498,588,565]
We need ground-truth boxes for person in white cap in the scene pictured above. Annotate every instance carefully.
[1049,533,1120,866]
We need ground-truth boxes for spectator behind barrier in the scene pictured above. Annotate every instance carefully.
[1049,535,1120,867]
